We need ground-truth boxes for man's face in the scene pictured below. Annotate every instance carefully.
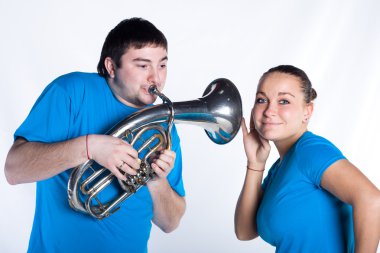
[107,45,168,108]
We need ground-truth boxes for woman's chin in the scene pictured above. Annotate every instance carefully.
[258,130,281,142]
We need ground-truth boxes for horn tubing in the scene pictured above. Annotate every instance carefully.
[68,78,242,218]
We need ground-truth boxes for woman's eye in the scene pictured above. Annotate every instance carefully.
[279,100,290,105]
[256,98,267,104]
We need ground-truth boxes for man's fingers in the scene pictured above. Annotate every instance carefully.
[152,159,169,171]
[111,165,128,181]
[151,163,165,177]
[122,155,140,170]
[114,160,137,176]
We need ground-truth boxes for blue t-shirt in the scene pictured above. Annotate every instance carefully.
[15,72,185,253]
[257,131,354,253]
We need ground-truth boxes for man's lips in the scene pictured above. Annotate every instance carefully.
[143,85,161,95]
[142,86,155,95]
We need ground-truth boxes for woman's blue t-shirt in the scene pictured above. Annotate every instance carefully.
[257,131,354,253]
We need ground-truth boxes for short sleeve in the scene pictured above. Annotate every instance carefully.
[14,79,72,143]
[295,134,346,187]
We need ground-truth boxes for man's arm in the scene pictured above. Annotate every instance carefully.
[5,135,140,185]
[147,150,186,233]
[5,137,88,184]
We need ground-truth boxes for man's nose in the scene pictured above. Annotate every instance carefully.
[148,68,161,86]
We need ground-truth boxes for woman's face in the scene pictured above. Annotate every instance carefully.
[252,72,313,143]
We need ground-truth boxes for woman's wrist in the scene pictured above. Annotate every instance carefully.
[246,166,265,172]
[246,160,265,172]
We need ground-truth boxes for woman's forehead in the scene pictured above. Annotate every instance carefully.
[258,72,302,93]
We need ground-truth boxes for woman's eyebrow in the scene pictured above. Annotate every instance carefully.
[256,91,266,96]
[278,92,295,97]
[256,91,295,97]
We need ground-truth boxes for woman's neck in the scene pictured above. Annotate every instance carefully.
[274,129,308,160]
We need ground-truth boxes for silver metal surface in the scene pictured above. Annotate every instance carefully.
[68,78,242,219]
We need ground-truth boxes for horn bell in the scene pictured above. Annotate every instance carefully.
[200,78,242,144]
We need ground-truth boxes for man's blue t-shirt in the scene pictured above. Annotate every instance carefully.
[15,72,185,253]
[257,131,354,253]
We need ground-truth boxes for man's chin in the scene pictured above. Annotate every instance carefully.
[134,99,157,108]
[144,95,158,105]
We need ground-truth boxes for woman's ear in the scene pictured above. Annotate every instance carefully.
[104,57,116,78]
[303,102,314,123]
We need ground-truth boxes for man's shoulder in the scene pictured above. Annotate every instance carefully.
[54,72,102,85]
[48,72,106,93]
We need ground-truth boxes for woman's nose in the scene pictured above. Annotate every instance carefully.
[264,102,277,116]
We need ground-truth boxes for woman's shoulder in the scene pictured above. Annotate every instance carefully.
[293,131,344,162]
[296,131,337,149]
[291,132,346,185]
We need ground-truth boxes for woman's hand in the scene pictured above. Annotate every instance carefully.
[241,114,271,168]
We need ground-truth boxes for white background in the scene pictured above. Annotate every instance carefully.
[1,1,379,252]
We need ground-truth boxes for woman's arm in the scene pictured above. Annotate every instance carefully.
[234,117,271,240]
[321,159,380,253]
[235,167,265,240]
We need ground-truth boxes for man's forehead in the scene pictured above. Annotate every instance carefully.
[123,46,168,61]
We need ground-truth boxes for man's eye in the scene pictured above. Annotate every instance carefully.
[137,65,148,69]
[160,64,167,69]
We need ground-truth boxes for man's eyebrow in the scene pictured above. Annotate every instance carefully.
[132,56,168,62]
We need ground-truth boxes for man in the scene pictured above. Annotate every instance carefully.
[4,17,186,253]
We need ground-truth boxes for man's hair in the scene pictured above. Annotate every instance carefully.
[97,17,168,78]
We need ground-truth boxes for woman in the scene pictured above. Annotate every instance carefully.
[234,65,380,253]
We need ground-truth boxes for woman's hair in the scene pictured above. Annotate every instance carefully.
[97,17,168,78]
[259,65,317,103]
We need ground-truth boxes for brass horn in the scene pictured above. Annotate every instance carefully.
[68,78,242,219]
